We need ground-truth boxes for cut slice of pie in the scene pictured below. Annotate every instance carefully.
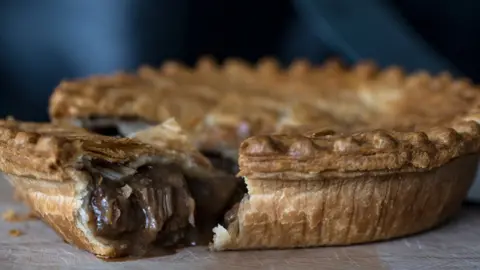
[211,121,480,250]
[48,57,480,250]
[0,119,240,257]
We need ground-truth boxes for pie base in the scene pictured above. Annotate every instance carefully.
[212,154,478,250]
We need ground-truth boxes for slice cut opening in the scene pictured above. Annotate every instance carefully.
[72,117,249,249]
[73,116,154,137]
[200,151,239,175]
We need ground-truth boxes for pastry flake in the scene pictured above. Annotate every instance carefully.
[2,209,36,222]
[9,229,24,237]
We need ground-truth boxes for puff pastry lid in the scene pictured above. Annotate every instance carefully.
[48,57,480,179]
[0,119,209,182]
[239,119,480,180]
[48,58,480,128]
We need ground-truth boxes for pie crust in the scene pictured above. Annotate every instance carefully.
[211,123,480,250]
[44,57,480,250]
[0,119,239,257]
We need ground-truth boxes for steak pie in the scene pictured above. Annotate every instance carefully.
[43,57,480,250]
[0,119,239,257]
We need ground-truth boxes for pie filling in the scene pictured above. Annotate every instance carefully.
[75,117,248,246]
[82,158,246,251]
[84,160,195,249]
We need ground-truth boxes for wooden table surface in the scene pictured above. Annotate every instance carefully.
[1,178,480,270]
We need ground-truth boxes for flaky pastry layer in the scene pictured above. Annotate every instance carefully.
[0,119,161,182]
[212,154,478,250]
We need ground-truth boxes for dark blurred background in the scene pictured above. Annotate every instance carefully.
[1,0,479,121]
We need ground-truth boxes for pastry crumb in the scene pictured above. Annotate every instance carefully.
[2,209,37,222]
[8,229,23,237]
[2,209,16,221]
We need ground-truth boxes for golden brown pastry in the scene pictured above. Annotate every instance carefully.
[0,119,202,258]
[211,121,480,250]
[48,57,480,250]
[48,58,480,165]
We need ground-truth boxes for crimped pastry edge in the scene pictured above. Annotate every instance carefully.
[47,57,480,169]
[238,119,480,178]
[48,57,480,123]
